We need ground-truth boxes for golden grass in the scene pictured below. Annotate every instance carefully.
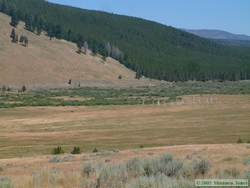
[0,94,249,187]
[0,94,249,159]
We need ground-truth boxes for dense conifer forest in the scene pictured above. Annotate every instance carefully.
[1,0,250,82]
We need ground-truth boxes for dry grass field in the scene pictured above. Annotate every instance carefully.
[0,94,249,159]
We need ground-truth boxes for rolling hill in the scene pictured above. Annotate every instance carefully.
[182,29,250,47]
[0,13,159,89]
[182,29,250,41]
[0,0,250,83]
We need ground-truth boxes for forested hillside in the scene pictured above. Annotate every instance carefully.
[1,0,250,82]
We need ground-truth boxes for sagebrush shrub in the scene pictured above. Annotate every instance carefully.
[243,158,250,165]
[194,157,212,176]
[49,156,63,163]
[97,163,128,188]
[127,173,194,188]
[181,161,197,179]
[224,167,240,178]
[156,153,183,177]
[63,154,75,162]
[127,158,145,177]
[82,162,95,176]
[0,176,13,188]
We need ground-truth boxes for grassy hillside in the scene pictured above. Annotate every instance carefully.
[0,13,159,89]
[1,0,250,82]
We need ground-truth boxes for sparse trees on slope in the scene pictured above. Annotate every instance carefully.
[3,0,250,82]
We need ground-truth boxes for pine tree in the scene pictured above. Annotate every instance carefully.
[92,45,97,56]
[54,24,62,39]
[10,14,19,27]
[10,28,16,42]
[24,37,28,47]
[1,0,7,13]
[37,18,44,35]
[19,35,29,47]
[19,35,24,43]
[10,8,19,27]
[46,23,55,40]
[76,35,84,53]
[24,14,34,31]
[67,29,72,41]
[102,56,106,62]
[14,33,18,43]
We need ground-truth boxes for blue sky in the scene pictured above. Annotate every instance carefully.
[48,0,250,36]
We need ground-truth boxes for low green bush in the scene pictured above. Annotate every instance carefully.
[52,146,64,155]
[93,148,98,153]
[237,137,243,143]
[71,146,81,154]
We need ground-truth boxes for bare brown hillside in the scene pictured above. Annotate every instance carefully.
[0,13,161,89]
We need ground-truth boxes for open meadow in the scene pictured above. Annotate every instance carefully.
[0,89,250,187]
[0,94,250,158]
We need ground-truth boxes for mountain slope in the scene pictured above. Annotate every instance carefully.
[0,13,157,89]
[1,0,250,82]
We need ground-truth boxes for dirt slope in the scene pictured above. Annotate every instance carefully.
[0,13,161,89]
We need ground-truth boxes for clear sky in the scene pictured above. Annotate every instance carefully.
[47,0,250,36]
